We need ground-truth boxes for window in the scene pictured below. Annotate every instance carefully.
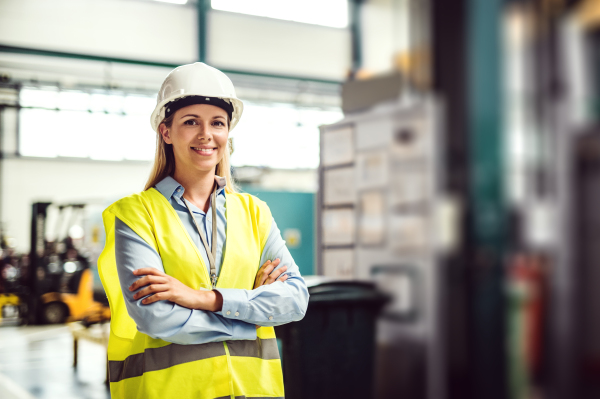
[18,87,343,169]
[211,0,349,28]
[19,87,156,161]
[231,102,343,169]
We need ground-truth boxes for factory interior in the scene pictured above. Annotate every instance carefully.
[1,0,600,398]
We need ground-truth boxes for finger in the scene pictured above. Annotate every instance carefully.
[133,284,168,300]
[142,292,168,305]
[266,266,288,284]
[129,276,149,292]
[259,260,272,271]
[254,259,281,288]
[129,275,167,292]
[262,261,277,275]
[133,268,166,277]
[257,264,275,286]
[254,261,271,283]
[257,259,279,277]
[130,277,148,293]
[278,274,289,282]
[254,261,271,289]
[268,265,287,281]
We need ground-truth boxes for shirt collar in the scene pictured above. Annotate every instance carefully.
[155,175,227,203]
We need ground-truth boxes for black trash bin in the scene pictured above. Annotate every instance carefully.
[275,276,390,399]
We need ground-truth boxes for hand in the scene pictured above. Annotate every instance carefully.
[253,258,289,290]
[129,268,223,312]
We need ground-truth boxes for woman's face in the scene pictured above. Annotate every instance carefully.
[159,103,229,176]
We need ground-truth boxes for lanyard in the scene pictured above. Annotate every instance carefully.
[182,183,218,288]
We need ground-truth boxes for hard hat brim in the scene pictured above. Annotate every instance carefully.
[150,95,243,133]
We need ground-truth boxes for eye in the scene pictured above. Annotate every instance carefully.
[183,119,198,125]
[212,120,225,127]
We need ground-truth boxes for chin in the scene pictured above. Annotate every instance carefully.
[193,162,219,173]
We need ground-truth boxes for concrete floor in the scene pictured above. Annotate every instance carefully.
[0,323,110,399]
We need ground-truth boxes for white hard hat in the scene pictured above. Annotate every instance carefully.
[150,62,244,132]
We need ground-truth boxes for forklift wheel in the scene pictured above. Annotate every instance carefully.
[43,302,68,324]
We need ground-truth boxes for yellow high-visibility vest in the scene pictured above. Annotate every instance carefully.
[98,188,285,399]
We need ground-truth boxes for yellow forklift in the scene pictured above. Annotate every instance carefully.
[27,202,110,325]
[0,231,26,325]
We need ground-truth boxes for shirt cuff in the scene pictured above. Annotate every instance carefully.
[216,288,250,320]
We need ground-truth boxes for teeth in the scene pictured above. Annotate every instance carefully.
[192,147,214,152]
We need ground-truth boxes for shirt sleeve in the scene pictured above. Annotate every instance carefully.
[114,217,257,345]
[215,218,309,327]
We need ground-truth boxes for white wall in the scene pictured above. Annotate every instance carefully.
[0,0,198,64]
[0,0,352,81]
[208,10,351,80]
[361,0,410,74]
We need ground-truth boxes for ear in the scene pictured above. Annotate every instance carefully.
[159,123,172,144]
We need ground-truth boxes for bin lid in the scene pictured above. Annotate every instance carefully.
[303,276,390,305]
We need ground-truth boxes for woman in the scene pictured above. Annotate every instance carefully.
[99,62,309,399]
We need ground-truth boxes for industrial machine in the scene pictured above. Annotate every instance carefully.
[27,202,110,325]
[0,231,27,324]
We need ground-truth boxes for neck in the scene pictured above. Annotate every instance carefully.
[173,168,215,213]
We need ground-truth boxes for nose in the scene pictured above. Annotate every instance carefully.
[196,121,213,140]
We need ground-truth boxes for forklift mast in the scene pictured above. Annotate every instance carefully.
[28,202,51,324]
[27,202,89,324]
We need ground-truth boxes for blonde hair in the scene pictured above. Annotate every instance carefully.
[144,114,238,193]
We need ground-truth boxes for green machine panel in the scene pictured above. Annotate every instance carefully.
[241,187,315,277]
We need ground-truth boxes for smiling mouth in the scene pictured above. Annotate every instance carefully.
[191,147,217,153]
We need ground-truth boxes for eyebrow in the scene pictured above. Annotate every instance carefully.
[180,114,226,119]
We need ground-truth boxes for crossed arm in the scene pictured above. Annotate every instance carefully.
[128,258,289,311]
[114,217,309,345]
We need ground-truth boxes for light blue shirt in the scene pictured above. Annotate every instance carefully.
[114,175,309,345]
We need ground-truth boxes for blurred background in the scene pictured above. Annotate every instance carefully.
[0,0,599,398]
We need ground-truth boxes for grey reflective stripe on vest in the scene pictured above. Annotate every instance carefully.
[214,397,285,399]
[225,338,280,360]
[109,338,280,383]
